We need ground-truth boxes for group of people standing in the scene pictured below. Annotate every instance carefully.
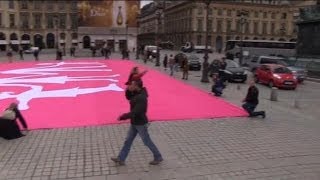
[91,46,112,59]
[6,48,40,63]
[163,54,189,80]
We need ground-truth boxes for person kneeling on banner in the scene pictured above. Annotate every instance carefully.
[0,103,28,140]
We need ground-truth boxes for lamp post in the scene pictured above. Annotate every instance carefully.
[200,0,212,83]
[237,10,248,65]
[125,20,129,50]
[136,16,140,60]
[54,15,59,50]
[155,11,161,67]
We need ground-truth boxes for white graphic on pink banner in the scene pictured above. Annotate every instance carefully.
[0,62,124,110]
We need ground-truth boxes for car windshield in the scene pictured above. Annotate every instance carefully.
[188,55,199,60]
[226,60,239,68]
[277,60,288,66]
[148,46,157,50]
[273,67,291,74]
[260,58,283,64]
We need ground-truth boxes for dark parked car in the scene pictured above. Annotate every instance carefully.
[175,53,201,71]
[223,60,247,83]
[187,54,201,71]
[280,57,308,83]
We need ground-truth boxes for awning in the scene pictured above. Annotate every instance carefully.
[0,40,8,45]
[10,40,20,44]
[21,40,30,44]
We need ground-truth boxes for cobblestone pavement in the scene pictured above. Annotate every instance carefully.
[0,52,320,180]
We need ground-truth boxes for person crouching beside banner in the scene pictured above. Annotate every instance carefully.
[0,103,28,140]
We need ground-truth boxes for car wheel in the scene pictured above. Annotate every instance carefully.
[268,81,274,88]
[254,76,259,83]
[252,68,257,73]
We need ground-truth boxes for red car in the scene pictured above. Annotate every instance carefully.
[254,64,298,90]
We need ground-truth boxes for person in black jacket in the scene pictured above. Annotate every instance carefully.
[0,103,28,140]
[242,81,266,118]
[211,74,226,97]
[111,80,163,166]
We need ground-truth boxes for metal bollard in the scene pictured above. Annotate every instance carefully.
[270,87,278,101]
[294,87,300,109]
[237,84,241,90]
[294,99,300,109]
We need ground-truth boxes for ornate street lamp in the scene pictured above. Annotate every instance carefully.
[53,14,59,50]
[155,11,162,67]
[200,0,212,83]
[136,14,140,60]
[237,10,248,65]
[125,20,129,50]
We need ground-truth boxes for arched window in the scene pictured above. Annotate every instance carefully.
[83,36,91,49]
[46,33,55,49]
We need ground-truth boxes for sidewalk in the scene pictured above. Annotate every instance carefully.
[0,53,319,180]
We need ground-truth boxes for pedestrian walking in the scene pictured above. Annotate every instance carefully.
[56,49,62,61]
[182,57,189,80]
[91,47,96,57]
[169,54,175,76]
[70,46,76,57]
[174,55,180,72]
[126,49,130,60]
[163,54,168,70]
[104,47,110,59]
[242,81,266,118]
[111,80,163,166]
[19,49,24,60]
[7,49,13,63]
[33,49,39,61]
[101,48,104,57]
[122,48,126,59]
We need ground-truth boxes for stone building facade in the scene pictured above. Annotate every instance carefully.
[77,1,140,52]
[138,0,317,51]
[0,0,78,51]
[297,5,320,58]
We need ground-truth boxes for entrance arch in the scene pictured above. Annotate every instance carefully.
[46,33,55,49]
[235,36,240,40]
[0,32,6,51]
[10,33,19,51]
[83,36,91,49]
[215,36,223,52]
[289,38,297,42]
[34,34,44,49]
[21,34,31,50]
[71,33,78,46]
[253,37,258,40]
[279,38,286,41]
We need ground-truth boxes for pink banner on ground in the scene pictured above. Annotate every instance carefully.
[0,60,247,130]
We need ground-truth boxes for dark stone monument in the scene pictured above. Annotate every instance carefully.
[296,5,320,58]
